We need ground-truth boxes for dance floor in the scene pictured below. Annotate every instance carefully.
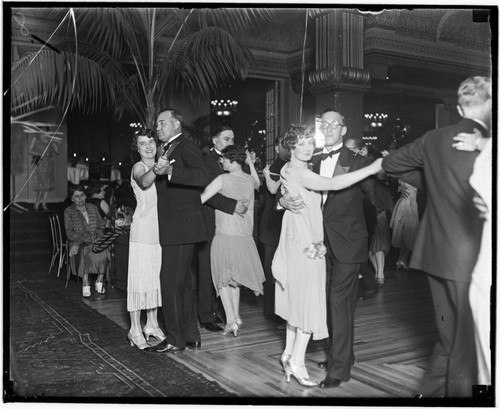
[10,255,493,405]
[83,266,438,399]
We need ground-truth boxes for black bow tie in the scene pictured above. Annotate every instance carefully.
[321,147,342,161]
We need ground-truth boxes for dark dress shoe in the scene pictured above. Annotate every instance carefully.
[200,321,222,332]
[186,341,201,350]
[143,340,185,354]
[212,312,224,325]
[318,361,328,369]
[319,378,342,389]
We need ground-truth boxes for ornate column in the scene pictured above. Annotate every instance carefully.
[309,9,371,138]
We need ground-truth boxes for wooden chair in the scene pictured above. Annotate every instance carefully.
[48,214,67,278]
[65,241,80,288]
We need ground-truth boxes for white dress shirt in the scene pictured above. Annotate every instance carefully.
[319,143,343,206]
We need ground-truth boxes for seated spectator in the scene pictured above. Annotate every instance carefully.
[64,184,111,297]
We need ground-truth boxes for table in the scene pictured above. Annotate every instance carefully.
[67,164,90,184]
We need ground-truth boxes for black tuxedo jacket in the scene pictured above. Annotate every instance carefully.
[382,118,485,282]
[156,134,211,245]
[311,147,375,264]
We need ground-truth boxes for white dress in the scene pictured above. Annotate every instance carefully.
[272,163,328,341]
[127,162,162,312]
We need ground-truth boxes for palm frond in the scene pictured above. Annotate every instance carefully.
[72,8,139,60]
[196,8,275,32]
[160,27,254,99]
[11,49,127,116]
[152,8,184,40]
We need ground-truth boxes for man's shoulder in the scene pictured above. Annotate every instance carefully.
[425,118,479,138]
[204,148,218,159]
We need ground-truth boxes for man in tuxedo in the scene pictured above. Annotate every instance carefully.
[281,110,375,388]
[259,137,287,325]
[145,108,211,354]
[315,110,375,388]
[196,126,248,331]
[382,76,491,397]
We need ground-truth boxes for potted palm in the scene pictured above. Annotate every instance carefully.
[10,7,274,128]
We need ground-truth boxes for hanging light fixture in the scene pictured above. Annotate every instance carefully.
[210,99,239,116]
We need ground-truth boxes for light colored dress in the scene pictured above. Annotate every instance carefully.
[127,162,162,312]
[469,138,492,385]
[31,136,56,192]
[272,163,328,341]
[390,181,419,250]
[211,173,265,296]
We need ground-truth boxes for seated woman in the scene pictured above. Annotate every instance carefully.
[64,184,110,297]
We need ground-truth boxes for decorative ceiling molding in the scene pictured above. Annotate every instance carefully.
[250,48,315,76]
[364,8,491,51]
[364,27,491,72]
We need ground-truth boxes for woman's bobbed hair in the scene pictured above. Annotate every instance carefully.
[131,128,158,151]
[68,184,85,199]
[221,145,246,165]
[280,123,314,161]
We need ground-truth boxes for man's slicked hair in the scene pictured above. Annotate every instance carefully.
[158,108,183,127]
[457,76,491,109]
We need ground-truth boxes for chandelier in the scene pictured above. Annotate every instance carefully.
[364,113,388,128]
[210,99,239,116]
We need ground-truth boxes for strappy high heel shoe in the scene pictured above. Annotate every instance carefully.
[143,325,166,342]
[219,322,239,337]
[285,362,319,387]
[396,261,409,271]
[280,352,291,372]
[127,331,149,350]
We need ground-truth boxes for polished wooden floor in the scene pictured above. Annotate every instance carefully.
[78,267,437,398]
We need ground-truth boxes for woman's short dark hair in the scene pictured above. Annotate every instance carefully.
[85,181,104,197]
[221,145,246,165]
[280,123,314,160]
[68,184,85,199]
[212,125,233,139]
[131,128,158,151]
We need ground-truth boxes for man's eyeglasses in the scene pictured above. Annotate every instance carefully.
[320,121,345,130]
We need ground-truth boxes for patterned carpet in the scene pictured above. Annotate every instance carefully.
[8,277,235,402]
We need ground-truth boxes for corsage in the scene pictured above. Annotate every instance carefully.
[303,241,327,259]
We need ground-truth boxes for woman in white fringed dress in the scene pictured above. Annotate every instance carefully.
[126,129,165,350]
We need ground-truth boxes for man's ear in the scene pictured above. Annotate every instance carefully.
[341,126,348,137]
[457,105,464,118]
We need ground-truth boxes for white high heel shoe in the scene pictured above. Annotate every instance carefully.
[143,325,166,342]
[95,282,106,294]
[82,286,91,297]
